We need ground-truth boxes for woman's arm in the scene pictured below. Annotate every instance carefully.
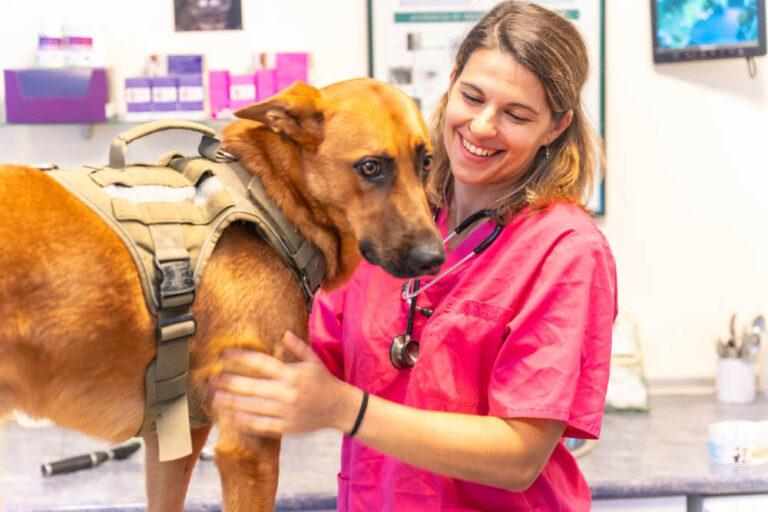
[355,396,565,491]
[212,331,565,492]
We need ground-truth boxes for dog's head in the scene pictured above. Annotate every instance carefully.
[232,78,445,281]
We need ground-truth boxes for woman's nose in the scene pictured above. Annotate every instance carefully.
[470,109,497,137]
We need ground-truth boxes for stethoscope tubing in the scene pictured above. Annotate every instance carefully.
[391,208,504,370]
[402,212,502,301]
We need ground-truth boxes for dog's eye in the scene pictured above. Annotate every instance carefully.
[423,155,433,172]
[357,160,381,179]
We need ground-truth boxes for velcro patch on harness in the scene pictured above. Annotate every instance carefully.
[103,175,224,205]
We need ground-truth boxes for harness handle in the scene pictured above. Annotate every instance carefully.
[109,120,223,169]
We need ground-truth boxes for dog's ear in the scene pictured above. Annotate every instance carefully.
[234,82,324,150]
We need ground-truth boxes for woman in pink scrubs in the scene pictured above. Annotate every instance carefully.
[214,2,617,510]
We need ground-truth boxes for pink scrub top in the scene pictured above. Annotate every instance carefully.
[310,202,618,512]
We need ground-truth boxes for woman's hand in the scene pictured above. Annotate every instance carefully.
[212,331,362,437]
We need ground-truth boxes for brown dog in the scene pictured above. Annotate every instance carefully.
[0,78,444,511]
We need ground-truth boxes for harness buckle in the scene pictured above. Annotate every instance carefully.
[156,259,196,309]
[156,313,197,343]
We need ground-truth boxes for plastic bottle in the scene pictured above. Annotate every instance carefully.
[760,334,768,400]
[37,19,64,68]
[62,21,93,67]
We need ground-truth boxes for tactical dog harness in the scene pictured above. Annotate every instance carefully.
[42,121,326,461]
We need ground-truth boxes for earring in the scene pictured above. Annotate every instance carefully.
[545,145,551,159]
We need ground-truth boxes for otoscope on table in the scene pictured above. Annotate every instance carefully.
[41,440,142,476]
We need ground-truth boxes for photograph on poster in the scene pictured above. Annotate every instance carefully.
[369,0,605,213]
[174,0,243,32]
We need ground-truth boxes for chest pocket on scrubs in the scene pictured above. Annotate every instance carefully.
[411,298,512,411]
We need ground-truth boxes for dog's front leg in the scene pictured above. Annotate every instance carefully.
[215,421,281,511]
[143,425,212,512]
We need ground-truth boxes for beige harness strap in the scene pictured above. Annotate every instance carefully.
[109,120,220,169]
[146,224,196,461]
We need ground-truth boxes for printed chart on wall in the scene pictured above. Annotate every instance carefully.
[368,0,605,214]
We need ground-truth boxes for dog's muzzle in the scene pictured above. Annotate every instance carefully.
[359,239,445,279]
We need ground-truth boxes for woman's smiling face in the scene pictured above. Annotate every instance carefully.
[443,48,570,188]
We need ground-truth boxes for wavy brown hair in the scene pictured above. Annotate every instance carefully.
[427,1,604,223]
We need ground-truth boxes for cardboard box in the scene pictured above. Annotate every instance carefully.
[4,68,108,123]
[150,76,178,115]
[255,69,276,101]
[177,74,205,119]
[276,53,308,92]
[208,70,231,119]
[124,77,152,122]
[168,55,203,76]
[229,74,256,110]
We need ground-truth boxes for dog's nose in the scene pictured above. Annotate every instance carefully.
[409,242,445,275]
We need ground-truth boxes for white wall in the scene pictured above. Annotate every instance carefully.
[600,2,768,381]
[1,1,767,381]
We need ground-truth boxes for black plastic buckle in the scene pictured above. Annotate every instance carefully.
[156,259,195,308]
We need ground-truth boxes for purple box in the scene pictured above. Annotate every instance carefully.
[4,68,108,123]
[125,77,152,113]
[276,52,308,92]
[177,74,204,112]
[208,70,230,118]
[229,74,256,110]
[168,55,203,76]
[255,69,276,101]
[150,76,178,113]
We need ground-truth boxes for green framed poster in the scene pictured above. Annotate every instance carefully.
[368,0,606,215]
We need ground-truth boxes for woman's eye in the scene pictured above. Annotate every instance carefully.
[423,155,433,172]
[462,93,482,104]
[506,111,530,122]
[357,160,381,178]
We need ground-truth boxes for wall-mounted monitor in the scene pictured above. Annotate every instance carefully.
[651,0,766,63]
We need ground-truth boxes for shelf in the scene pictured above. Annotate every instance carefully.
[0,117,233,139]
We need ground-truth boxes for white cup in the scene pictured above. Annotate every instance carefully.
[716,358,757,404]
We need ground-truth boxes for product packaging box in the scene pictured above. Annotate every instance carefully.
[177,74,205,119]
[208,70,231,119]
[150,76,178,117]
[255,69,277,101]
[276,52,308,92]
[124,77,152,122]
[4,68,108,123]
[168,54,203,76]
[229,74,256,110]
[167,54,205,119]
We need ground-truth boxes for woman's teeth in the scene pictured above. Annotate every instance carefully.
[462,136,499,157]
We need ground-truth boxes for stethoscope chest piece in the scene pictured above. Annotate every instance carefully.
[390,334,419,369]
[389,208,502,370]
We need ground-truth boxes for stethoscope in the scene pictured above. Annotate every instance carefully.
[390,209,504,369]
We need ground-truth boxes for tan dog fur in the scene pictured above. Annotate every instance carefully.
[0,78,444,511]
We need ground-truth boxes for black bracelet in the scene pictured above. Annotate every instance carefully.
[348,391,369,437]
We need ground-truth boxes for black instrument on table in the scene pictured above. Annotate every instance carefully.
[41,441,142,477]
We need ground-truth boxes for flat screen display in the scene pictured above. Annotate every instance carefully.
[651,0,767,62]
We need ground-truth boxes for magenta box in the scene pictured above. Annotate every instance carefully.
[255,69,276,101]
[208,70,230,118]
[276,52,308,92]
[229,74,256,110]
[4,68,108,123]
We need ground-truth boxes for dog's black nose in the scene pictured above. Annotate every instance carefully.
[409,242,445,275]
